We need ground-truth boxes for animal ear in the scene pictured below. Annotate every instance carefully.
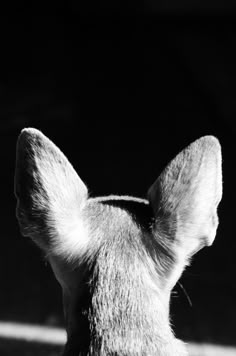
[15,128,88,260]
[148,136,222,263]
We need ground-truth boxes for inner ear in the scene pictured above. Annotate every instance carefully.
[15,128,89,260]
[148,136,222,263]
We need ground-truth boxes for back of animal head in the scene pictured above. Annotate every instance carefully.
[15,129,222,355]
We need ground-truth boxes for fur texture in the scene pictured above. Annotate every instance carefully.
[15,129,222,356]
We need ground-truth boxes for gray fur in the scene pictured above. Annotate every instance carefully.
[15,129,222,356]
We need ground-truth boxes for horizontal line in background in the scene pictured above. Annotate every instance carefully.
[187,342,236,356]
[0,321,235,356]
[0,322,66,345]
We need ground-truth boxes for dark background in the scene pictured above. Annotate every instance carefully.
[0,2,236,351]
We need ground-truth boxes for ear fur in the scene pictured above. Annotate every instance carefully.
[148,136,222,261]
[15,128,88,258]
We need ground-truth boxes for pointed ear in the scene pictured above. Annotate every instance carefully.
[15,128,88,259]
[148,136,222,261]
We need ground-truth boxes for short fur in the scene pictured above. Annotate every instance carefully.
[14,129,222,356]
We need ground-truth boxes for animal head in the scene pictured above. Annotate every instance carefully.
[15,128,222,356]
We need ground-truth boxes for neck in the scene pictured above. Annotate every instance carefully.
[63,266,186,356]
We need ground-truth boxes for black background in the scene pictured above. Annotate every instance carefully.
[0,3,236,348]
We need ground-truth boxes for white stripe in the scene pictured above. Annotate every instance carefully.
[0,322,235,356]
[188,342,236,356]
[0,322,66,345]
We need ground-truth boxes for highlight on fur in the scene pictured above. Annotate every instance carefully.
[15,128,222,356]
